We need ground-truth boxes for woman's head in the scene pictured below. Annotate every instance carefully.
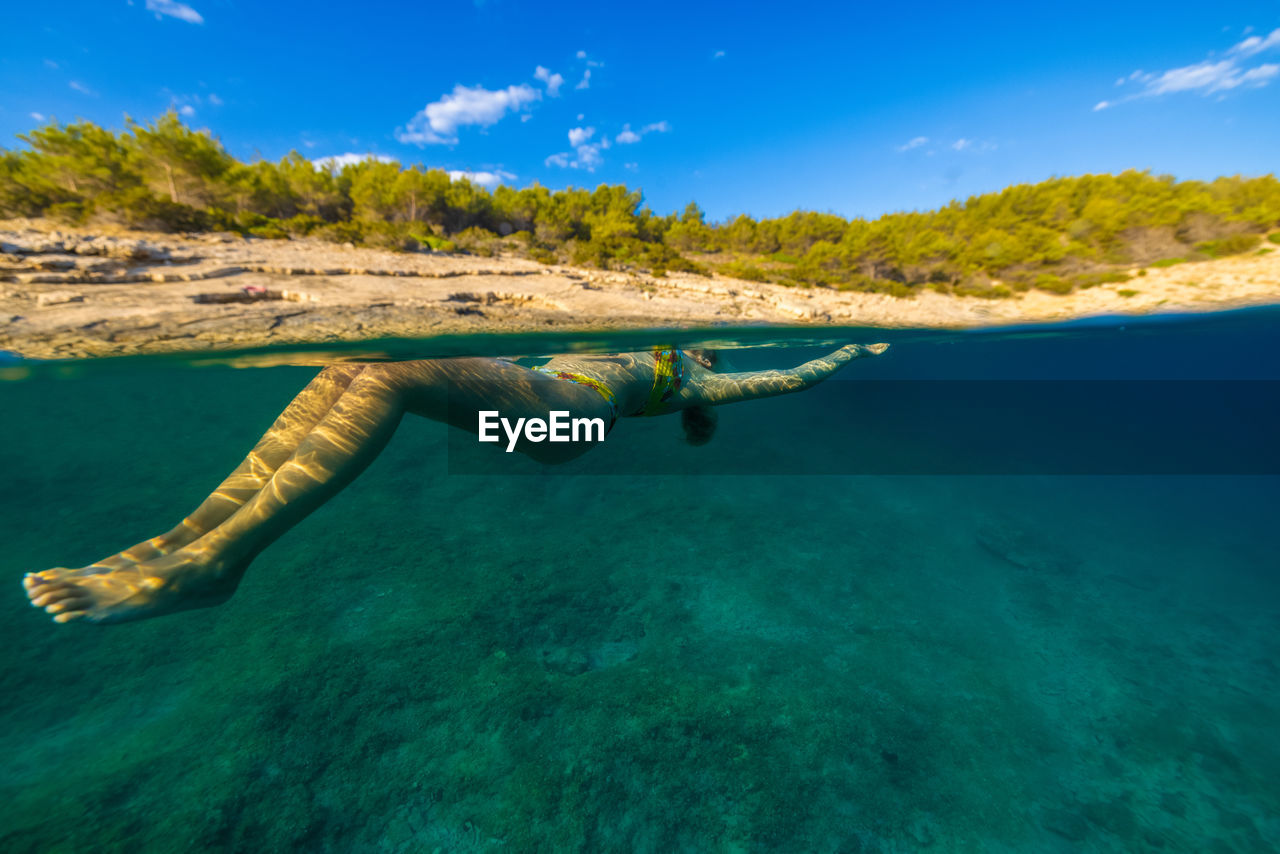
[686,349,718,370]
[681,404,718,446]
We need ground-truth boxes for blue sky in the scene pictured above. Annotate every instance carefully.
[2,1,1278,221]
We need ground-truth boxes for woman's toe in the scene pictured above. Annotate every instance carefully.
[52,610,88,623]
[32,587,79,608]
[46,597,89,614]
[25,570,67,590]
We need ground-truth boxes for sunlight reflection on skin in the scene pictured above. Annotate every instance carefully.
[22,344,886,624]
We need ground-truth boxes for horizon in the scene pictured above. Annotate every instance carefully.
[3,1,1279,222]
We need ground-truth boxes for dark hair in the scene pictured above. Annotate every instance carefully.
[687,349,718,369]
[681,404,718,446]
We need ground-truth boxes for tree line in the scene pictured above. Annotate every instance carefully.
[3,112,1279,296]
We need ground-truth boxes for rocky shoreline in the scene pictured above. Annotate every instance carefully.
[3,221,1279,360]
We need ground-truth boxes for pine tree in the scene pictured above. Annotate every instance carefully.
[127,110,231,207]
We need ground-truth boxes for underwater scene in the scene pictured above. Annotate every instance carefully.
[1,308,1278,853]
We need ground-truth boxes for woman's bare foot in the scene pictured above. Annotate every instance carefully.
[23,549,239,624]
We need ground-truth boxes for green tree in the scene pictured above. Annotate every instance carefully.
[127,110,231,207]
[348,159,403,221]
[275,151,345,220]
[18,118,141,206]
[394,165,448,224]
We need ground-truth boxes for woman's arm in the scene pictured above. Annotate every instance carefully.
[684,343,888,407]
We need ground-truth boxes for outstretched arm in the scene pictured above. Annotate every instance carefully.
[685,343,888,407]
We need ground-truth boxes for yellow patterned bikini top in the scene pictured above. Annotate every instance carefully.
[634,348,684,416]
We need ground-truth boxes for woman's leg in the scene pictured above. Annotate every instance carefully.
[86,365,365,572]
[23,358,613,624]
[101,364,364,568]
[130,357,604,568]
[24,364,405,623]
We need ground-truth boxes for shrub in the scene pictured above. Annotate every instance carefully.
[361,221,419,251]
[1071,271,1131,289]
[1117,289,1139,297]
[282,214,327,236]
[1032,273,1073,294]
[313,221,365,245]
[452,226,501,256]
[421,235,457,252]
[1149,257,1186,268]
[101,188,210,231]
[832,274,915,297]
[248,223,289,240]
[234,211,272,231]
[718,261,771,282]
[954,282,1012,299]
[663,254,708,276]
[46,200,91,224]
[1195,234,1261,258]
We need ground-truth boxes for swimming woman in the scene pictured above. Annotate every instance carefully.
[22,343,887,624]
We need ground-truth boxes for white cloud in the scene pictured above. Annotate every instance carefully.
[44,59,58,69]
[1153,60,1243,93]
[574,144,602,170]
[448,169,516,188]
[568,126,594,146]
[68,80,96,96]
[897,136,929,152]
[534,66,564,97]
[615,121,670,145]
[145,0,203,24]
[953,138,997,153]
[624,162,638,171]
[208,93,223,106]
[545,143,603,172]
[576,50,587,59]
[1230,27,1280,58]
[397,82,540,145]
[713,50,726,59]
[577,113,584,121]
[1100,28,1280,109]
[1236,63,1280,85]
[575,69,591,90]
[168,92,209,116]
[313,153,397,171]
[30,112,45,122]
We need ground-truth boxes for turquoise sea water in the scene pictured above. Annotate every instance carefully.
[1,309,1277,852]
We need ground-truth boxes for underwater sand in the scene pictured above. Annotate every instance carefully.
[1,312,1277,852]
